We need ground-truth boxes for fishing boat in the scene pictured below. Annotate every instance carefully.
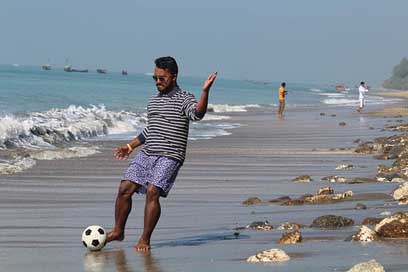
[335,85,350,91]
[64,65,72,72]
[71,68,88,73]
[42,64,51,70]
[97,68,107,74]
[42,59,52,70]
[121,69,128,75]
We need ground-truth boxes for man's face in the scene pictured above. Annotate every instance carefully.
[153,67,176,93]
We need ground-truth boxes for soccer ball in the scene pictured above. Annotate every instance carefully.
[82,225,107,251]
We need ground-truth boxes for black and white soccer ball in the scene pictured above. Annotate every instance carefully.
[81,225,107,251]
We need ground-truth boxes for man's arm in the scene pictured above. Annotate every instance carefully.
[195,71,218,116]
[114,131,146,160]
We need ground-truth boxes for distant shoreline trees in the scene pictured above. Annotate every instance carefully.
[383,57,408,90]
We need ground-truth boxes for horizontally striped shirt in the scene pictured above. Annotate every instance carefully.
[137,86,204,163]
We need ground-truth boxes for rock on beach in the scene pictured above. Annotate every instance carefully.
[246,248,290,263]
[311,215,354,228]
[375,212,408,238]
[351,225,378,242]
[346,259,385,272]
[278,230,302,244]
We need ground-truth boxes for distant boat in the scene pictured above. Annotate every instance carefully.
[97,68,107,74]
[335,85,350,91]
[71,68,88,73]
[42,58,52,70]
[42,64,51,70]
[121,69,128,75]
[64,65,88,73]
[64,65,72,72]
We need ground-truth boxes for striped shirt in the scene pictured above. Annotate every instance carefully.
[137,86,204,163]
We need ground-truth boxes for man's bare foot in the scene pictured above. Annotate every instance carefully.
[135,238,151,252]
[107,230,124,242]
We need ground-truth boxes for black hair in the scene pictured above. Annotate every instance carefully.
[360,81,365,85]
[281,82,286,87]
[154,56,178,75]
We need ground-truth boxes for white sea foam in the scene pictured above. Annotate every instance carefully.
[189,129,232,140]
[323,96,402,106]
[29,146,100,160]
[203,114,231,121]
[208,104,260,113]
[317,92,346,97]
[189,122,240,141]
[310,88,323,92]
[0,157,37,175]
[323,98,359,106]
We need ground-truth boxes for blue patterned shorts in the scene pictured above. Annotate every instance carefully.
[123,151,181,197]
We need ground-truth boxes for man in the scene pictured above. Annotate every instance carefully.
[357,81,368,113]
[277,82,287,117]
[107,56,217,251]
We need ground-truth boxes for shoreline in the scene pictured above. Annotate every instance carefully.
[366,88,408,118]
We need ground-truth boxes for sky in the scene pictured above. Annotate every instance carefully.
[1,0,408,85]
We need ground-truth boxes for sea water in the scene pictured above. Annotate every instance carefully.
[0,64,401,173]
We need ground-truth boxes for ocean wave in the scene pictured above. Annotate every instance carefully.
[0,105,146,150]
[208,104,260,113]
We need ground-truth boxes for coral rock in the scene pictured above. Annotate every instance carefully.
[242,197,262,206]
[247,221,274,230]
[292,175,312,182]
[346,259,385,272]
[247,248,290,263]
[277,222,306,230]
[375,212,408,238]
[278,230,302,244]
[351,226,378,242]
[311,215,354,229]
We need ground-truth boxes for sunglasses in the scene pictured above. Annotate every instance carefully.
[152,75,167,82]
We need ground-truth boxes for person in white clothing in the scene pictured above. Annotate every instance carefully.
[357,81,368,113]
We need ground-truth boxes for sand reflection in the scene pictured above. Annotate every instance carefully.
[83,249,162,272]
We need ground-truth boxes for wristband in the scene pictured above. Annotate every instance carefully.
[126,144,133,152]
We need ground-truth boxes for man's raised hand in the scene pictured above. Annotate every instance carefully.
[203,71,218,93]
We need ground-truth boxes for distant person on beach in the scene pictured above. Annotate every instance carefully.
[357,81,369,113]
[107,56,218,251]
[278,82,287,117]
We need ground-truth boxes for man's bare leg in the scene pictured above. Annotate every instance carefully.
[107,180,140,242]
[135,184,161,251]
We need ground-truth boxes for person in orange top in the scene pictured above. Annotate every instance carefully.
[277,82,287,117]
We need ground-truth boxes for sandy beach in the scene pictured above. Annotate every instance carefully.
[368,88,408,118]
[1,104,408,271]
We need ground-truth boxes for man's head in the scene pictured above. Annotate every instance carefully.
[360,81,365,85]
[153,56,178,93]
[281,82,286,87]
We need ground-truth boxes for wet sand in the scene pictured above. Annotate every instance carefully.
[368,89,408,117]
[1,105,408,271]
